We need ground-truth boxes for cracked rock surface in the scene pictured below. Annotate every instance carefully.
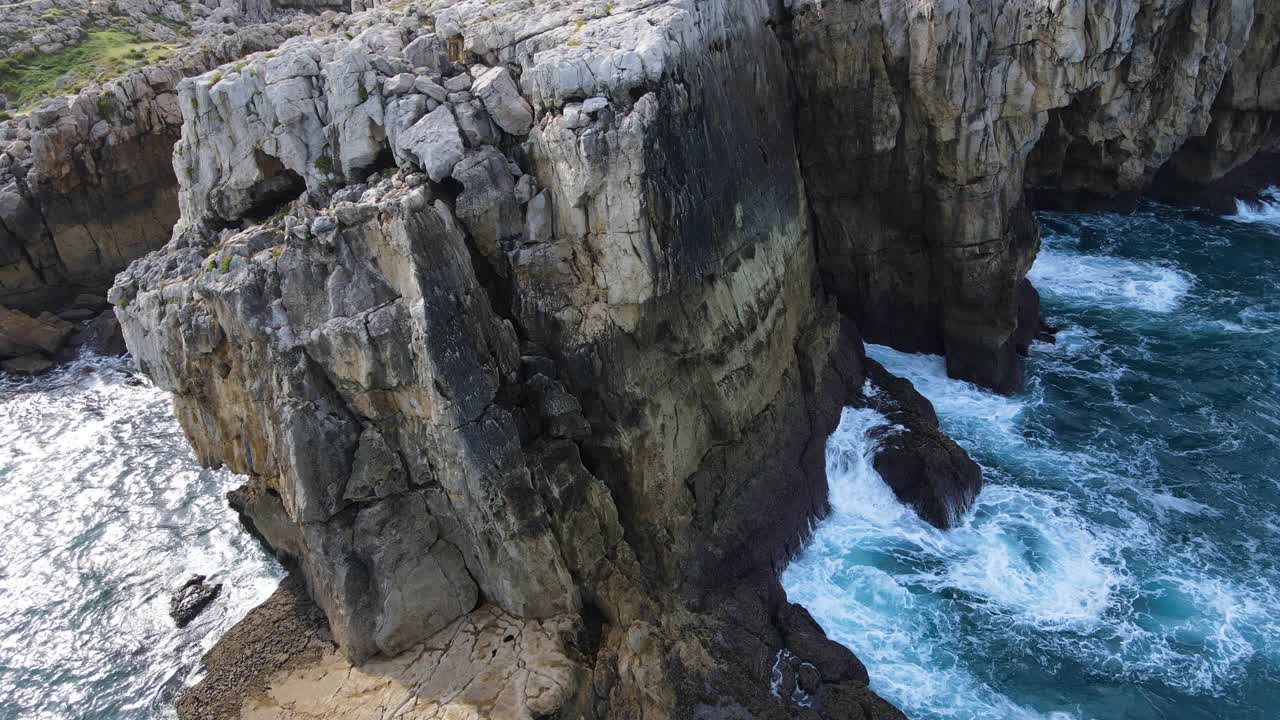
[105,0,1279,718]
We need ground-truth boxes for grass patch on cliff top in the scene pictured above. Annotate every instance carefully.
[0,30,174,111]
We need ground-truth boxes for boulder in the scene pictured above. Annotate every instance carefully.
[169,575,223,628]
[856,360,983,529]
[0,305,72,358]
[1,354,54,375]
[396,106,464,182]
[472,66,534,135]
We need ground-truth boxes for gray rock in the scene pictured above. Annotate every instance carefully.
[344,427,408,502]
[472,66,534,135]
[383,73,415,96]
[414,77,448,103]
[453,100,497,147]
[525,191,552,244]
[443,73,471,92]
[397,106,464,182]
[452,148,522,267]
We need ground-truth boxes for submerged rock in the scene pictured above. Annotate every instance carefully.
[1,353,54,375]
[169,575,223,628]
[857,360,983,530]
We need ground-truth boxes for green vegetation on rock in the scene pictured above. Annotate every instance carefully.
[0,30,174,111]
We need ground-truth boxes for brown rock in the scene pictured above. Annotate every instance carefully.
[0,304,72,358]
[1,353,53,375]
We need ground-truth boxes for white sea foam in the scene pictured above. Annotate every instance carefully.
[785,407,1115,719]
[1230,186,1280,226]
[1028,247,1194,313]
[786,340,1276,717]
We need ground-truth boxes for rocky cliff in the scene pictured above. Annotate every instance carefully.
[0,22,309,315]
[107,0,1277,718]
[785,0,1278,392]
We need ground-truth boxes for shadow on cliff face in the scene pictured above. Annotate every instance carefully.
[103,0,1280,717]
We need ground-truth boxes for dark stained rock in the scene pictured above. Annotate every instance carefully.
[170,575,223,628]
[56,308,98,322]
[854,360,983,529]
[0,305,72,359]
[777,602,869,686]
[1,353,53,375]
[1012,278,1056,356]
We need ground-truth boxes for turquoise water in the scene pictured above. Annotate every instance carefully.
[785,198,1280,719]
[0,357,283,720]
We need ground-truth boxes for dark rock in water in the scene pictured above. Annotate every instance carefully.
[70,294,110,312]
[72,311,127,357]
[1013,279,1056,356]
[57,308,99,323]
[176,574,330,720]
[855,360,983,529]
[777,602,869,686]
[170,575,223,628]
[1,353,54,375]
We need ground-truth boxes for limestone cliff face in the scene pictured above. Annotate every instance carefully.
[115,2,901,716]
[110,0,1277,717]
[0,26,297,314]
[783,0,1279,392]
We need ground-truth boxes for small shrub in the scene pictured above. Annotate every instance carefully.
[314,154,335,175]
[97,95,112,117]
[184,166,194,180]
[272,245,284,258]
[115,296,129,308]
[220,255,232,273]
[567,38,582,47]
[209,71,222,85]
[0,111,11,122]
[575,19,585,31]
[358,79,368,102]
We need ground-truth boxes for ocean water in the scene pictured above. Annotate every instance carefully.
[0,356,283,720]
[784,201,1280,719]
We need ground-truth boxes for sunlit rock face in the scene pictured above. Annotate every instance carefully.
[0,24,297,314]
[112,0,1278,717]
[114,2,898,716]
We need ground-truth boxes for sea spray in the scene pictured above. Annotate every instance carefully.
[1230,186,1280,226]
[786,202,1280,720]
[0,354,283,720]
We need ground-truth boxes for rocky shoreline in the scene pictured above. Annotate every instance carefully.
[1,0,1275,717]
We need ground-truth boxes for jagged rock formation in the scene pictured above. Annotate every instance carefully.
[109,0,1279,717]
[0,0,278,64]
[115,2,905,716]
[0,23,314,314]
[784,0,1280,393]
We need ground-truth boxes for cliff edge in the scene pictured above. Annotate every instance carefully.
[106,0,1277,718]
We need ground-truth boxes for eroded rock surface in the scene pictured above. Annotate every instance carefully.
[108,0,1279,717]
[783,0,1280,392]
[0,24,302,314]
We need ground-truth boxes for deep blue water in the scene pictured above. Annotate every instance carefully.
[785,197,1280,719]
[2,193,1278,720]
[0,357,283,720]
